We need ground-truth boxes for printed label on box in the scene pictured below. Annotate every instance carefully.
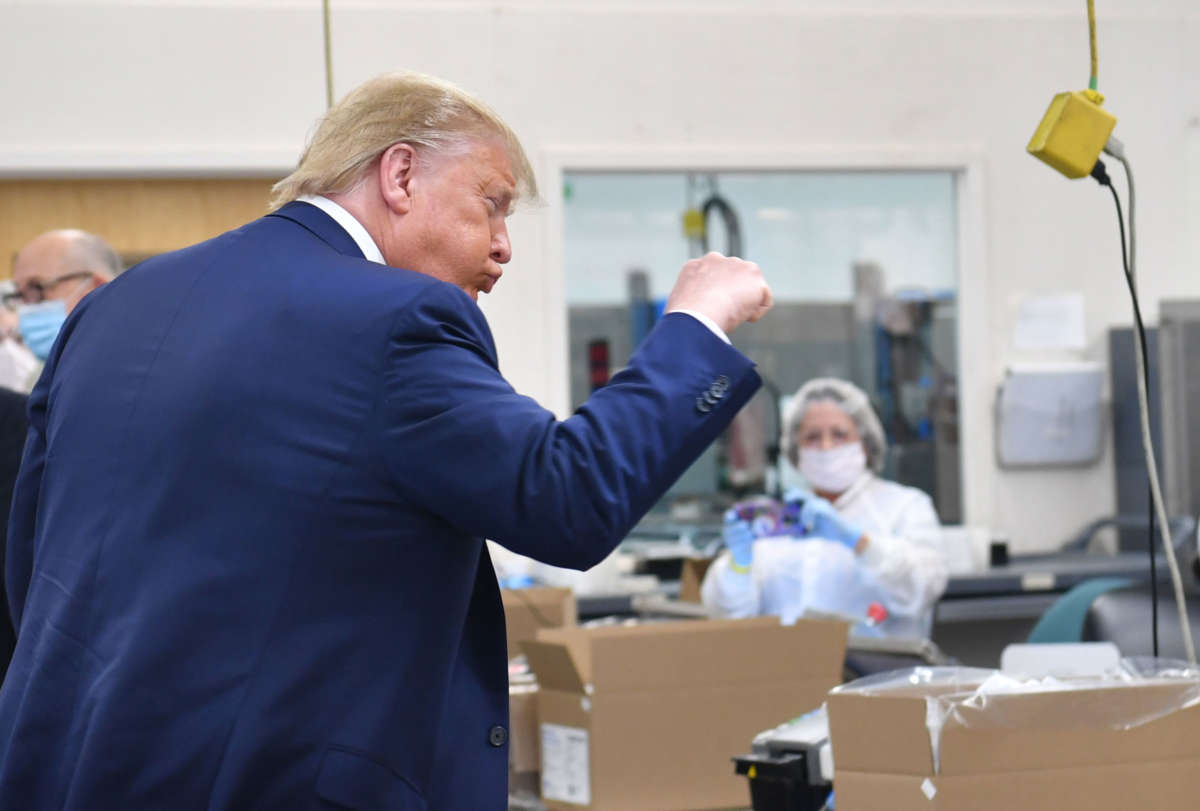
[541,723,591,805]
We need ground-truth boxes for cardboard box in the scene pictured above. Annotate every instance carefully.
[509,681,541,794]
[677,557,715,604]
[502,586,578,659]
[524,616,848,810]
[509,683,541,774]
[504,587,577,795]
[827,676,1200,811]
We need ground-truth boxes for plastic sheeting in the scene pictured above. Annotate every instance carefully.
[831,659,1200,774]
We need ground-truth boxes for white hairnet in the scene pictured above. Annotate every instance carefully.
[780,378,887,474]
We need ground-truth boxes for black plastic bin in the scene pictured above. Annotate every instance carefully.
[733,751,831,811]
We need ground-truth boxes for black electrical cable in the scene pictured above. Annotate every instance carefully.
[908,332,958,383]
[1093,158,1159,657]
[1110,186,1160,659]
[699,193,743,257]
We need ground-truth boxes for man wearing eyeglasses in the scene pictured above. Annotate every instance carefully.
[10,229,120,363]
[0,231,116,679]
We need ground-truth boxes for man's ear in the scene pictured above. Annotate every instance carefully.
[378,143,418,215]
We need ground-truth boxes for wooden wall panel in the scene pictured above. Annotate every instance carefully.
[0,178,280,273]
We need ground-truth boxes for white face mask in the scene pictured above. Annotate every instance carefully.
[800,442,867,495]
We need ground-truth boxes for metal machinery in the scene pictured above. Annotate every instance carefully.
[855,263,962,523]
[733,707,833,811]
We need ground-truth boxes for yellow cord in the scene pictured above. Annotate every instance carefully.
[1088,0,1098,90]
[323,0,334,109]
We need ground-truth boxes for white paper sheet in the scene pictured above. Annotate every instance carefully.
[1013,293,1086,351]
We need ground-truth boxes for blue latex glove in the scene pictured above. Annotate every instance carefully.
[797,495,864,550]
[782,486,808,505]
[723,509,755,570]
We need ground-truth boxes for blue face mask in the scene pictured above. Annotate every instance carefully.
[18,300,68,361]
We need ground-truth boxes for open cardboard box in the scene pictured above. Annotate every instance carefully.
[827,673,1200,811]
[524,616,848,810]
[677,557,715,604]
[503,587,578,793]
[502,586,578,658]
[509,681,541,795]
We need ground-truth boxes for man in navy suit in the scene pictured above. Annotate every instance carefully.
[0,72,770,809]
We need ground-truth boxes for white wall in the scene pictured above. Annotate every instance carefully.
[2,0,1198,551]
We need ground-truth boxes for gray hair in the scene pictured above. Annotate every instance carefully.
[71,231,122,278]
[780,377,888,473]
[24,229,122,279]
[269,71,537,210]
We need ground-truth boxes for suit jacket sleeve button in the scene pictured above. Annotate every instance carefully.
[489,725,508,747]
[696,397,712,414]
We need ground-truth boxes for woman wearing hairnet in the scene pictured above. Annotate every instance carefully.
[701,378,948,638]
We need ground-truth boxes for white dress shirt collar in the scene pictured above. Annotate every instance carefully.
[296,195,385,265]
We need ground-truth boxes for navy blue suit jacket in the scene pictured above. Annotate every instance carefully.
[0,202,759,809]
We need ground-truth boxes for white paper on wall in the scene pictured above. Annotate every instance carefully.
[1012,293,1086,351]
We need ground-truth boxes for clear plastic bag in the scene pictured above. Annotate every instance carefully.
[831,658,1200,773]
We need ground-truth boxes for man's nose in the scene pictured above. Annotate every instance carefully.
[491,224,512,264]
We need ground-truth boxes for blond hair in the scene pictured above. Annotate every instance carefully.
[270,72,537,210]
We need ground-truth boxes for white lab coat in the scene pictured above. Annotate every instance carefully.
[0,339,38,393]
[701,473,948,639]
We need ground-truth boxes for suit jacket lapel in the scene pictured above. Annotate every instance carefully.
[268,201,367,260]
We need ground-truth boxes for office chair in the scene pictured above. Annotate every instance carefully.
[1026,577,1134,644]
[1084,583,1200,660]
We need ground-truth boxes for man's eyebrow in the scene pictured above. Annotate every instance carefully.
[493,189,516,213]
